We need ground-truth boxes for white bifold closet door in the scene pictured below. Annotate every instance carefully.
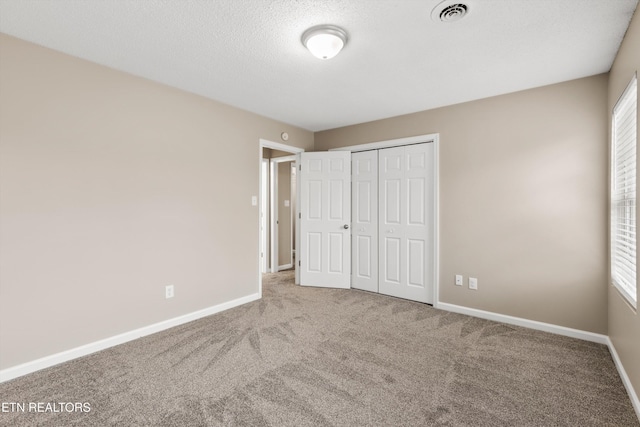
[378,144,434,303]
[351,150,379,292]
[298,151,351,289]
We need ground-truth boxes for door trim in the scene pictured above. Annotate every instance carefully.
[329,133,438,153]
[332,133,439,307]
[261,158,269,273]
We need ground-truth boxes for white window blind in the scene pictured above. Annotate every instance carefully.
[611,74,637,308]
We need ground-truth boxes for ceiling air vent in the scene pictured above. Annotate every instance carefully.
[440,4,468,21]
[431,1,469,23]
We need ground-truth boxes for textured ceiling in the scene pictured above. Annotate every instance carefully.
[0,0,638,131]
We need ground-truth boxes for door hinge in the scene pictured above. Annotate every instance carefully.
[299,213,301,219]
[299,165,302,171]
[298,260,301,266]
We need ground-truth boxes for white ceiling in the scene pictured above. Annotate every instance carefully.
[0,0,638,131]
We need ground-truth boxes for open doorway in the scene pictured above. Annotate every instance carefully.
[258,139,303,295]
[260,158,269,273]
[265,152,296,272]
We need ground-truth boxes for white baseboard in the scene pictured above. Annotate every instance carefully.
[607,337,640,420]
[278,264,293,271]
[0,292,260,383]
[435,302,608,344]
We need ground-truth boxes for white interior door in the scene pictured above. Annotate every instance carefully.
[379,143,434,303]
[299,151,351,288]
[352,150,378,292]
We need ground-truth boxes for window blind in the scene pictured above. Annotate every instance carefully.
[611,75,637,308]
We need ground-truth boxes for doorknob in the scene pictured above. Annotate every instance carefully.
[344,224,349,229]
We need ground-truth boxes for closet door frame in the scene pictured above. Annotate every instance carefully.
[331,133,439,305]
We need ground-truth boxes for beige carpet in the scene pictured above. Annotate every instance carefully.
[1,270,638,426]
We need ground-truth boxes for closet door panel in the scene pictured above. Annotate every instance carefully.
[299,151,351,288]
[379,144,434,303]
[351,151,378,292]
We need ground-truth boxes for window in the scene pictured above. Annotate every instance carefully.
[611,74,637,309]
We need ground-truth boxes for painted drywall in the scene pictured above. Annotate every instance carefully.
[277,162,292,268]
[315,74,609,334]
[271,149,294,158]
[0,33,313,370]
[608,5,640,405]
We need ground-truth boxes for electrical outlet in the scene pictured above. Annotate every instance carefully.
[455,275,463,286]
[165,284,174,299]
[469,277,478,290]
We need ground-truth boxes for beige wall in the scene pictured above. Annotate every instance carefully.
[608,6,640,404]
[316,74,609,334]
[262,148,291,159]
[0,34,313,370]
[277,162,292,267]
[271,149,293,158]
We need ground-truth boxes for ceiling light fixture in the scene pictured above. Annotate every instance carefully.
[302,25,348,60]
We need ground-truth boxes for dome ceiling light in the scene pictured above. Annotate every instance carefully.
[301,25,348,60]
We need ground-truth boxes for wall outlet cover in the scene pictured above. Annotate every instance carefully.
[165,285,174,299]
